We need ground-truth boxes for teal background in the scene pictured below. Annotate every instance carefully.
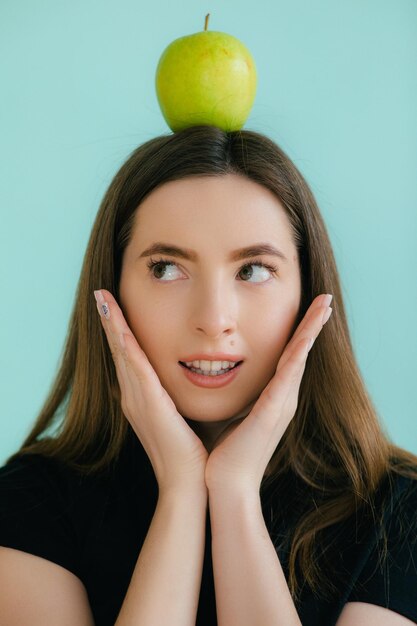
[1,0,416,466]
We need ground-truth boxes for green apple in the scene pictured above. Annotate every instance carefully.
[155,15,257,132]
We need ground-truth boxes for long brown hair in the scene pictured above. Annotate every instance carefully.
[7,125,417,602]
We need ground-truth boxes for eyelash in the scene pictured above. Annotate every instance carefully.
[146,257,279,282]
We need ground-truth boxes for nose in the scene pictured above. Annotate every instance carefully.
[189,279,238,338]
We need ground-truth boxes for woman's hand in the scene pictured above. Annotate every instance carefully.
[94,289,209,496]
[204,293,333,495]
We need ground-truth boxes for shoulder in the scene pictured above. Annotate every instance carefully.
[342,467,417,565]
[344,468,417,622]
[0,452,108,580]
[0,439,157,543]
[0,442,158,626]
[0,452,95,520]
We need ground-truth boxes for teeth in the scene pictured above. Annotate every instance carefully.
[185,360,236,372]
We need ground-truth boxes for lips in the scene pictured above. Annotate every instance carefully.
[178,353,246,363]
[179,360,243,388]
[179,361,242,371]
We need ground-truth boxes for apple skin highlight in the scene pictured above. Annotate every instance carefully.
[155,29,257,132]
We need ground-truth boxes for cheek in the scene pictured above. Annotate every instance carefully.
[255,305,297,345]
[251,307,298,369]
[123,301,179,369]
[118,271,179,371]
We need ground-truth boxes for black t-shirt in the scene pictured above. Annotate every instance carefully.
[0,433,416,626]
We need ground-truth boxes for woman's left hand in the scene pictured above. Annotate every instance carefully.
[204,293,333,495]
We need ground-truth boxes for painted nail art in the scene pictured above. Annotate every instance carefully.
[101,302,110,319]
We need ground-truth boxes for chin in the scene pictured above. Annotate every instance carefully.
[174,397,240,422]
[178,396,258,424]
[181,409,236,423]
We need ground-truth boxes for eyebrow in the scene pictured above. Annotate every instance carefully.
[137,242,289,263]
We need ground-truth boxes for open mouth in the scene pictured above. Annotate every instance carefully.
[179,361,243,376]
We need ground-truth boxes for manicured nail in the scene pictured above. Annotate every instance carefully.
[322,294,333,307]
[322,307,332,325]
[94,290,110,319]
[94,290,105,305]
[101,302,110,319]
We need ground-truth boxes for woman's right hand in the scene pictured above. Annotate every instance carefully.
[94,289,209,496]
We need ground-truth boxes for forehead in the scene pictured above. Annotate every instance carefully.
[129,174,296,250]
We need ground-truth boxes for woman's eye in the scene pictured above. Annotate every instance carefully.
[146,258,278,283]
[147,259,182,281]
[237,262,277,282]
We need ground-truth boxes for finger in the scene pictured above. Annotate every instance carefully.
[95,289,136,348]
[248,333,313,436]
[94,290,165,390]
[275,335,313,423]
[277,301,332,394]
[94,296,157,427]
[241,300,333,442]
[289,293,331,346]
[96,300,131,403]
[278,304,331,375]
[95,290,144,378]
[252,305,331,423]
[278,294,333,369]
[93,290,152,405]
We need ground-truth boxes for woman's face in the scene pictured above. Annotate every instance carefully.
[119,174,302,445]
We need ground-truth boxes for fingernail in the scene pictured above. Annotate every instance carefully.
[322,294,333,307]
[94,291,110,320]
[94,290,105,305]
[322,307,333,325]
[101,302,110,320]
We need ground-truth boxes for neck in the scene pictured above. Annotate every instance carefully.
[184,400,256,453]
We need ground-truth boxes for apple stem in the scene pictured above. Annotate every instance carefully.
[204,13,210,31]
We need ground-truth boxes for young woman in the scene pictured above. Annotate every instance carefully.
[0,125,416,626]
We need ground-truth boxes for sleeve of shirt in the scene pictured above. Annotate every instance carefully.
[347,475,417,624]
[0,454,82,580]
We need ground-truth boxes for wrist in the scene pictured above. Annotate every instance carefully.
[158,482,208,503]
[208,486,263,540]
[208,483,260,504]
